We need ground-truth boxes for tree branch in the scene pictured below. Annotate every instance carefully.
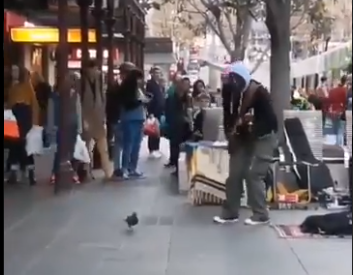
[291,9,306,30]
[250,44,270,74]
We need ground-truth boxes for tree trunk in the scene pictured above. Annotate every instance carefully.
[266,0,291,140]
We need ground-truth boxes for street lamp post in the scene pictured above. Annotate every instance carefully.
[91,0,105,167]
[77,0,93,178]
[93,0,104,72]
[131,12,137,66]
[77,0,92,86]
[137,10,145,70]
[105,0,117,87]
[123,6,131,62]
[103,0,118,161]
[55,0,73,193]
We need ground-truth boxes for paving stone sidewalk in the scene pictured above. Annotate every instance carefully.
[4,140,352,275]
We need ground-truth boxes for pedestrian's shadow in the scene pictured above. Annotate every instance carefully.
[160,172,179,195]
[122,227,139,237]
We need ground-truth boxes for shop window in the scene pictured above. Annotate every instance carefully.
[31,46,43,75]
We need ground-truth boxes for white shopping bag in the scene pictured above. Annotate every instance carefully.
[4,110,17,122]
[26,126,44,155]
[73,135,90,163]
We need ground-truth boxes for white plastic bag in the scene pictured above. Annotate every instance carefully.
[4,110,17,122]
[26,126,44,155]
[73,135,90,163]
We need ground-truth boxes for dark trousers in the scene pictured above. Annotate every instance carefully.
[223,134,276,219]
[106,123,115,160]
[169,138,181,167]
[121,120,144,172]
[148,136,160,152]
[7,104,34,169]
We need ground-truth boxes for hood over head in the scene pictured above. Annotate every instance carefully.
[229,62,251,93]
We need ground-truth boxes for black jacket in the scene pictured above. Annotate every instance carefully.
[222,81,278,138]
[146,79,164,117]
[106,82,121,124]
[119,71,143,111]
[34,81,52,126]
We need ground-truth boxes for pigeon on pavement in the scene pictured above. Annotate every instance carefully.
[125,212,139,228]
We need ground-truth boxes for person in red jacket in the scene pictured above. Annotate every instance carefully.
[327,76,347,145]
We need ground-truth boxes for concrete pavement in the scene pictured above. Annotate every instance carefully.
[4,140,352,275]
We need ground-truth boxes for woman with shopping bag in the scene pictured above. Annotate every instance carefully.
[7,66,40,185]
[48,72,84,184]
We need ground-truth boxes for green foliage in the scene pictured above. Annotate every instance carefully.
[152,0,335,58]
[307,0,334,39]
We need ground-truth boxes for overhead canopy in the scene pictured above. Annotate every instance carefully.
[291,42,351,78]
[201,42,352,81]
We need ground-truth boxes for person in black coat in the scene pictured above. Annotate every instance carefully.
[146,67,165,158]
[169,78,192,176]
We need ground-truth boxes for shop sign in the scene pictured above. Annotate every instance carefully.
[10,27,96,43]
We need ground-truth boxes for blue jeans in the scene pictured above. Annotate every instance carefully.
[332,118,345,146]
[113,122,122,171]
[121,120,144,172]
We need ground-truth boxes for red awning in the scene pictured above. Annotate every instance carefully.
[4,10,27,33]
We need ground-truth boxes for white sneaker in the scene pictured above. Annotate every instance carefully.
[213,215,239,224]
[244,216,270,226]
[152,151,162,159]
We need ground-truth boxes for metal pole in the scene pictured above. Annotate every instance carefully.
[92,0,104,168]
[78,0,90,82]
[93,0,104,77]
[141,16,145,71]
[105,0,116,161]
[56,0,72,193]
[106,0,116,86]
[77,0,92,177]
[124,6,131,62]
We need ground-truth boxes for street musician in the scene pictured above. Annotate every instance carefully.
[213,62,278,226]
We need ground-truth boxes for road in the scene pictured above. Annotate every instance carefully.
[4,139,352,275]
